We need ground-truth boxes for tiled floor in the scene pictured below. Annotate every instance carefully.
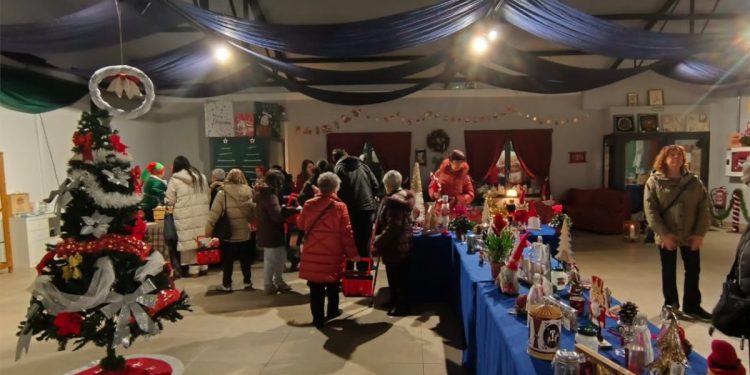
[0,227,745,374]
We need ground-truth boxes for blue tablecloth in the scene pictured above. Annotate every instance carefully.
[528,225,560,257]
[408,233,454,302]
[454,240,495,373]
[474,283,708,375]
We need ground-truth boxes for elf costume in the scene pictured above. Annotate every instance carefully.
[141,162,167,221]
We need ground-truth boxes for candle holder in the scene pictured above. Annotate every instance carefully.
[622,220,640,242]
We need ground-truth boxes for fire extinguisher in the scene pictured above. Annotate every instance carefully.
[711,187,728,210]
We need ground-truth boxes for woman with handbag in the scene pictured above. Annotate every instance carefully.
[644,145,711,321]
[166,156,210,277]
[255,170,293,294]
[206,169,256,292]
[297,172,359,328]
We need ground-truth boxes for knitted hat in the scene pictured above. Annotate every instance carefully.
[141,162,164,180]
[449,149,466,161]
[707,340,746,375]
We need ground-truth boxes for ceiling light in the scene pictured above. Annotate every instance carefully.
[214,45,231,63]
[487,29,499,42]
[470,36,489,55]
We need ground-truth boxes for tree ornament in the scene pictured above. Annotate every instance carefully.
[618,301,639,326]
[110,132,128,154]
[647,314,688,374]
[89,65,155,120]
[555,219,575,265]
[73,132,95,162]
[81,211,114,238]
[62,253,84,281]
[102,167,130,187]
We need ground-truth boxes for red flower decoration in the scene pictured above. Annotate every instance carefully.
[53,312,83,336]
[451,204,469,218]
[552,204,564,215]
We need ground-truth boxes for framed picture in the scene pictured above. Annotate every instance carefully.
[415,149,427,166]
[647,89,664,106]
[638,114,659,132]
[660,114,685,132]
[726,147,750,177]
[626,93,638,106]
[569,152,586,163]
[613,115,635,132]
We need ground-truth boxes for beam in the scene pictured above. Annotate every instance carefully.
[609,0,680,70]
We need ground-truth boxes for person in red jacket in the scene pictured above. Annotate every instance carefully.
[298,172,360,329]
[429,149,475,206]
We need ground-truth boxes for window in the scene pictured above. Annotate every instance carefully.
[493,140,541,196]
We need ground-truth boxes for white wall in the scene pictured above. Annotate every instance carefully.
[0,100,161,205]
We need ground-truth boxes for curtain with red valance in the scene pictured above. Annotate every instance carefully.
[464,129,552,197]
[326,132,412,178]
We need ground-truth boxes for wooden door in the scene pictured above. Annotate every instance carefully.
[0,152,13,272]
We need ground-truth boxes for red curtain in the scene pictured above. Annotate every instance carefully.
[326,132,411,178]
[464,130,508,182]
[510,129,552,198]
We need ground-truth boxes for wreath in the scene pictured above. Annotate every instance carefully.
[427,129,450,153]
[89,65,155,120]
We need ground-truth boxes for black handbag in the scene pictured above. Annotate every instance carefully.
[163,211,178,243]
[212,190,232,241]
[712,257,750,338]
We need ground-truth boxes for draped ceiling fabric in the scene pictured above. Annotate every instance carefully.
[0,67,87,114]
[0,0,748,111]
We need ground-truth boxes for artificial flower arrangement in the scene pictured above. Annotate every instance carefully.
[549,204,573,228]
[449,214,475,235]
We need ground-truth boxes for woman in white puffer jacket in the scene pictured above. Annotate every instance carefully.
[166,155,209,276]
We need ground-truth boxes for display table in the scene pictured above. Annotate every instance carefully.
[474,283,708,375]
[407,233,454,302]
[528,225,559,256]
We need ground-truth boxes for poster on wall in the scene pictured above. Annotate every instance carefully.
[254,102,281,138]
[726,147,750,177]
[234,113,254,137]
[204,101,234,137]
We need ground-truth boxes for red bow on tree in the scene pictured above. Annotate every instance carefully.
[110,133,128,154]
[73,132,94,162]
[53,312,83,336]
[131,166,143,194]
[125,211,147,241]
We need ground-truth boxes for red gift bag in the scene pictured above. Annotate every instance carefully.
[195,236,222,265]
[342,258,374,297]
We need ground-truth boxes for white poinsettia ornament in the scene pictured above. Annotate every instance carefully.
[102,167,130,187]
[81,211,114,238]
[106,74,143,99]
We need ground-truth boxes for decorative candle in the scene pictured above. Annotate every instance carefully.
[629,224,636,240]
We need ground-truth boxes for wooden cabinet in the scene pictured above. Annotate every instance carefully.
[10,214,55,269]
[0,152,12,272]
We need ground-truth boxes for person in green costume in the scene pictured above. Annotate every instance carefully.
[141,161,167,221]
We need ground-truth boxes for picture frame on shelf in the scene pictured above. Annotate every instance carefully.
[686,113,710,132]
[647,89,664,106]
[638,114,659,132]
[626,93,638,106]
[415,149,427,166]
[660,114,685,132]
[613,115,635,132]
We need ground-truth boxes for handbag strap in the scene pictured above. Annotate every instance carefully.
[655,177,695,216]
[306,201,335,234]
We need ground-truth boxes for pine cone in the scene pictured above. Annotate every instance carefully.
[618,301,639,326]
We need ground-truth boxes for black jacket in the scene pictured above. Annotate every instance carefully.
[737,226,750,294]
[374,189,415,264]
[334,156,381,212]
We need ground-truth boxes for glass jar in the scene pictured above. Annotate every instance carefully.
[575,325,599,351]
[552,349,582,375]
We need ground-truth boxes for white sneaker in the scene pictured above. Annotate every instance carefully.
[216,285,233,293]
[244,282,254,291]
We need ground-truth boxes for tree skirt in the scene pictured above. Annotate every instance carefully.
[65,354,183,375]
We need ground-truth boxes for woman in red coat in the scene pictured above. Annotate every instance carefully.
[428,149,475,206]
[297,172,359,328]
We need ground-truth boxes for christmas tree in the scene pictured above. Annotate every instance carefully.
[555,219,575,266]
[646,316,688,374]
[411,162,425,224]
[16,109,190,372]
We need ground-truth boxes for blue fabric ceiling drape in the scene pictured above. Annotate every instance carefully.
[499,0,736,59]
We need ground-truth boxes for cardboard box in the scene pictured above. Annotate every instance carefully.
[7,193,31,216]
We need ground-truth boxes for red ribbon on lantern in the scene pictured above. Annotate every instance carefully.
[73,132,94,162]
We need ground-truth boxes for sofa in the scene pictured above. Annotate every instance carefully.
[560,188,631,234]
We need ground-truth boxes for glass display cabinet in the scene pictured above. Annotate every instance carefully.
[603,132,709,214]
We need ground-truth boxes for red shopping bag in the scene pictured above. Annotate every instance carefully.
[342,258,374,297]
[195,236,222,265]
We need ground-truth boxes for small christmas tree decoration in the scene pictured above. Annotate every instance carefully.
[411,162,425,224]
[15,110,190,373]
[555,219,575,266]
[647,315,688,374]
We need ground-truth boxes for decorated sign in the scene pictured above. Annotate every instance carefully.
[234,113,254,137]
[204,101,235,137]
[254,102,282,138]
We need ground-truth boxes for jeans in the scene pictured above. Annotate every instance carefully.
[263,246,287,289]
[659,246,702,309]
[220,240,254,288]
[308,281,340,325]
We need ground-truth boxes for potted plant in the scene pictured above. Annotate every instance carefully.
[485,228,514,279]
[449,215,474,241]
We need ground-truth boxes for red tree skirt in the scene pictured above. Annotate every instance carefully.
[68,355,183,375]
